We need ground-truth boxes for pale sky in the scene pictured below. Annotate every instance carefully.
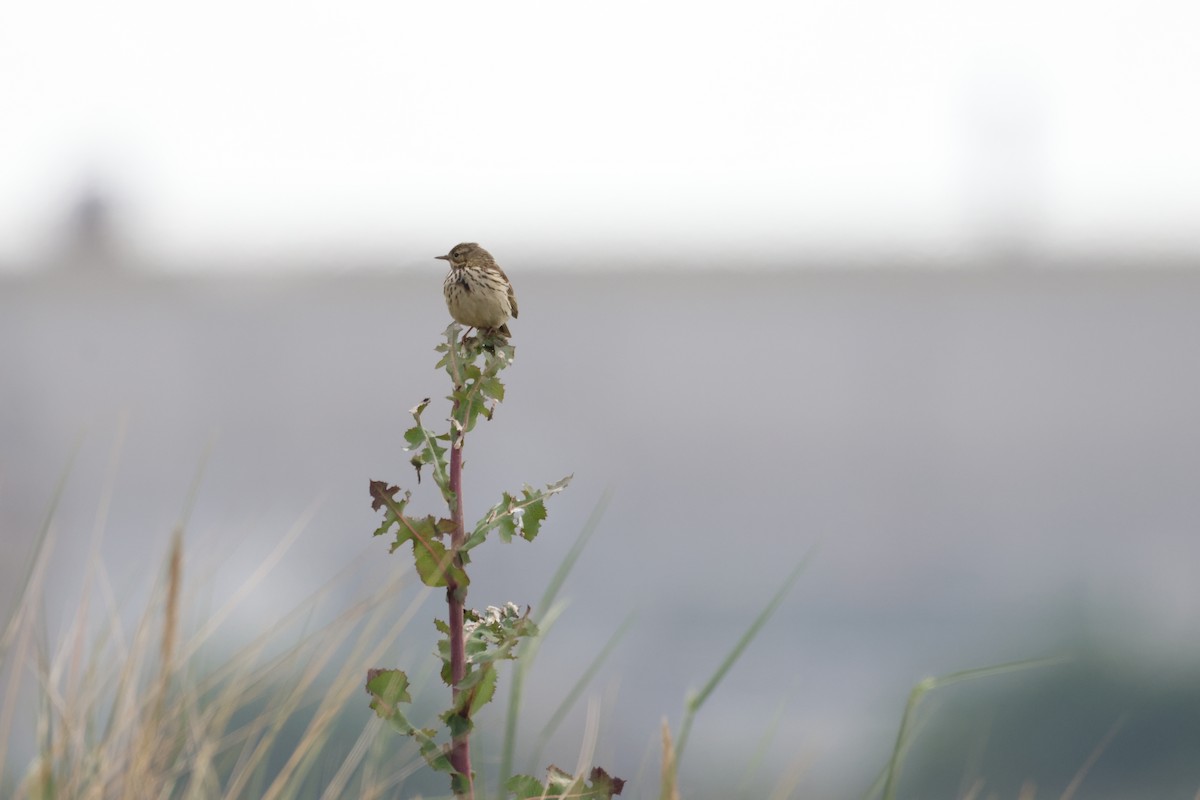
[2,0,1198,268]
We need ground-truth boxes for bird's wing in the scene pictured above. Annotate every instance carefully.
[501,267,519,318]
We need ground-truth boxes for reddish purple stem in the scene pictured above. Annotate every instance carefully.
[447,427,473,798]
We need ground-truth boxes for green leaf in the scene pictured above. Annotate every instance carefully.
[467,476,572,550]
[366,668,411,706]
[442,707,473,739]
[466,604,538,663]
[468,664,498,714]
[456,665,487,694]
[506,775,545,799]
[480,375,505,402]
[545,766,574,792]
[450,768,473,796]
[519,498,548,542]
[407,515,441,547]
[442,335,517,433]
[443,663,499,724]
[405,400,452,501]
[533,765,626,799]
[365,669,414,733]
[436,635,452,685]
[411,537,468,588]
[435,605,539,698]
[403,424,427,451]
[420,740,456,777]
[435,322,467,375]
[496,492,518,543]
[403,515,455,547]
[465,634,490,662]
[365,670,463,778]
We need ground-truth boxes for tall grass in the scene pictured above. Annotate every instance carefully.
[0,476,431,800]
[1,458,1074,799]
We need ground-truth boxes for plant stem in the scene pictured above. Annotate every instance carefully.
[447,417,473,799]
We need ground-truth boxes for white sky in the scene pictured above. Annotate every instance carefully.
[2,0,1199,268]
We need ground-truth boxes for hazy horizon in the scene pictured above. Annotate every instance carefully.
[4,1,1200,266]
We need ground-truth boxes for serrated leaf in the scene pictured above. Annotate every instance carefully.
[480,376,505,402]
[362,671,410,700]
[449,768,473,796]
[455,661,493,695]
[420,743,456,776]
[467,476,572,550]
[585,767,626,797]
[367,667,463,779]
[385,512,420,552]
[464,635,489,660]
[370,482,410,540]
[410,732,457,777]
[368,480,405,513]
[463,604,537,666]
[543,475,573,494]
[372,514,397,540]
[518,498,548,542]
[535,765,626,799]
[365,669,414,734]
[468,664,498,714]
[404,404,452,501]
[409,515,449,544]
[506,775,545,799]
[435,634,453,684]
[496,492,517,543]
[365,668,411,705]
[442,708,473,739]
[403,425,427,451]
[545,765,574,791]
[411,538,468,588]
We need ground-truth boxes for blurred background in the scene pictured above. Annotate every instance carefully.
[3,1,1200,797]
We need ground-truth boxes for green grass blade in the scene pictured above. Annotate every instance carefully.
[674,547,816,769]
[877,656,1070,800]
[527,611,636,773]
[498,488,613,798]
[536,488,613,614]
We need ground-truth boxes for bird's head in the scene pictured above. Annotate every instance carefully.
[435,242,487,268]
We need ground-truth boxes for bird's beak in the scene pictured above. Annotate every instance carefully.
[435,254,450,261]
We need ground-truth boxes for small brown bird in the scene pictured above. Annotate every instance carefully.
[436,243,519,339]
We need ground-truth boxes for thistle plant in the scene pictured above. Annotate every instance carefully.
[366,324,623,800]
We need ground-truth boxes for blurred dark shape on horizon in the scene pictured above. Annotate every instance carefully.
[52,177,125,273]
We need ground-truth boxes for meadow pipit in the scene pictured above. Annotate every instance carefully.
[437,243,519,339]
